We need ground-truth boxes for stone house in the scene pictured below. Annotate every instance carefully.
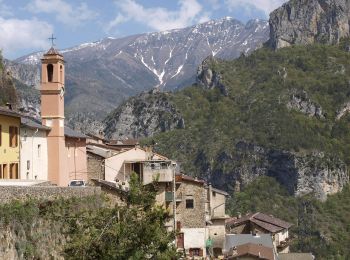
[20,117,50,181]
[162,174,229,258]
[86,144,229,258]
[206,185,229,255]
[226,212,293,253]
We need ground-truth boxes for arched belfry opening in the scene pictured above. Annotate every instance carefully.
[47,64,53,82]
[60,65,63,83]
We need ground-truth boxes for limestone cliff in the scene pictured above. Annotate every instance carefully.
[269,0,350,49]
[103,89,184,140]
[196,56,228,96]
[207,141,349,201]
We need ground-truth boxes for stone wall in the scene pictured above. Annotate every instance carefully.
[87,152,105,183]
[173,181,207,228]
[0,186,101,204]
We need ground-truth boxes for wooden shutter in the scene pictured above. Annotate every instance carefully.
[3,164,8,179]
[9,126,12,147]
[199,248,203,257]
[9,127,18,147]
[14,127,18,147]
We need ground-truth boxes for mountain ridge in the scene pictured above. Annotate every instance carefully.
[9,17,269,120]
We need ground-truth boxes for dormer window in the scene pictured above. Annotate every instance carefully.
[47,64,53,82]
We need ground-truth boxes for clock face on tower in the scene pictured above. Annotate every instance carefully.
[60,87,65,97]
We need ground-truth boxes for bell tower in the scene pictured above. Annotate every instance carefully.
[40,46,67,185]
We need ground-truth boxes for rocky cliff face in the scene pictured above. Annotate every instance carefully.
[269,0,350,49]
[287,90,325,118]
[103,89,184,140]
[196,56,228,96]
[4,59,40,88]
[0,220,66,259]
[208,141,349,201]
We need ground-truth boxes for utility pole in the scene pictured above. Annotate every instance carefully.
[172,162,177,236]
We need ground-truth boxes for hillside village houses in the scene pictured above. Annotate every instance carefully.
[0,45,314,259]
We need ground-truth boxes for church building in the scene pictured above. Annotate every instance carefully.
[40,46,88,186]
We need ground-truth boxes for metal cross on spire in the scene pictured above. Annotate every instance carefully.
[48,34,56,47]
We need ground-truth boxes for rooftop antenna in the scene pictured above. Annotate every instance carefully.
[48,33,56,47]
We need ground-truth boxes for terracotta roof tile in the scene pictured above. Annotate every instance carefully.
[226,212,292,233]
[254,213,293,229]
[232,243,274,260]
[45,47,62,56]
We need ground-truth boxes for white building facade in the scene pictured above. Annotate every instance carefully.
[20,118,49,181]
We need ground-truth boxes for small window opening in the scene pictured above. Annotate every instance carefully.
[47,64,53,82]
[186,199,194,209]
[60,65,63,82]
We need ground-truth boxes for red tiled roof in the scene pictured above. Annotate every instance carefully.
[250,218,284,233]
[226,212,292,233]
[226,213,256,226]
[45,47,62,56]
[254,212,292,229]
[231,243,274,260]
[175,174,206,184]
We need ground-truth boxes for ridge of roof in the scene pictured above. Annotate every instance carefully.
[45,47,62,56]
[21,117,51,131]
[0,107,21,118]
[226,212,293,232]
[64,126,87,139]
[211,187,229,196]
[234,243,274,260]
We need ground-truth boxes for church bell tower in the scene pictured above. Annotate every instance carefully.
[40,45,67,185]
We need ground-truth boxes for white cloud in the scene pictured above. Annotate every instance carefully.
[27,0,97,27]
[0,17,52,58]
[108,0,210,33]
[225,0,287,16]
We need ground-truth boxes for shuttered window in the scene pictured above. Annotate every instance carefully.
[9,126,18,147]
[10,163,18,179]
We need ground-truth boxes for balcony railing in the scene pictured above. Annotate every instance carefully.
[165,192,183,202]
[143,167,173,185]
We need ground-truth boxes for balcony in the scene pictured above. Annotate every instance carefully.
[142,166,173,185]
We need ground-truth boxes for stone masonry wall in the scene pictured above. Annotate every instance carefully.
[87,153,105,183]
[0,186,101,204]
[175,181,207,228]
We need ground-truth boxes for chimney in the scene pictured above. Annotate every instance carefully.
[6,103,12,110]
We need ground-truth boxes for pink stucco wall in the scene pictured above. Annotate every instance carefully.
[65,137,88,184]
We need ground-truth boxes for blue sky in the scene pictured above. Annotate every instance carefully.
[0,0,287,59]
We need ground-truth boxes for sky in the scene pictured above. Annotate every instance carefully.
[0,0,287,60]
